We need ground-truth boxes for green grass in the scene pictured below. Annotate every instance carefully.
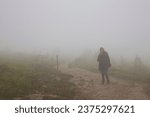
[110,66,150,84]
[0,56,76,100]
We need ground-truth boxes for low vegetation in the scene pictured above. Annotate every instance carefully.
[0,54,76,99]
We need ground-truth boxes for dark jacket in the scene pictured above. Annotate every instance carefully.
[97,51,111,70]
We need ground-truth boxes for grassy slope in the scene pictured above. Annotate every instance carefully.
[0,56,76,99]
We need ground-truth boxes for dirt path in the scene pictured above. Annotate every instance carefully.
[61,65,150,100]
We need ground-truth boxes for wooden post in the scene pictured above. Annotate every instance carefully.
[56,55,58,71]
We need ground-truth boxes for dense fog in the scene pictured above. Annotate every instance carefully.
[0,0,150,63]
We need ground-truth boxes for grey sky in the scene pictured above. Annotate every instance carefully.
[0,0,150,61]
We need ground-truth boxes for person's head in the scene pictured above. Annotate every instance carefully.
[100,47,105,53]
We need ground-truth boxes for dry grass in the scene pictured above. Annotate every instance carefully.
[0,55,76,99]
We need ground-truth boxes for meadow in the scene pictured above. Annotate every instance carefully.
[0,53,76,99]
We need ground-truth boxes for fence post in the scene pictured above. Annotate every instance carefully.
[56,55,59,71]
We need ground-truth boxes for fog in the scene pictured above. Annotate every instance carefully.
[0,0,150,63]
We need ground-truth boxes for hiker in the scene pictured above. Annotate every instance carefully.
[97,47,111,84]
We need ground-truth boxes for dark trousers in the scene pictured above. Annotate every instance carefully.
[100,69,109,84]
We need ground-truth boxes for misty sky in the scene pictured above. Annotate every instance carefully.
[0,0,150,61]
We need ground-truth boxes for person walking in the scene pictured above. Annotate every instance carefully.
[97,47,111,84]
